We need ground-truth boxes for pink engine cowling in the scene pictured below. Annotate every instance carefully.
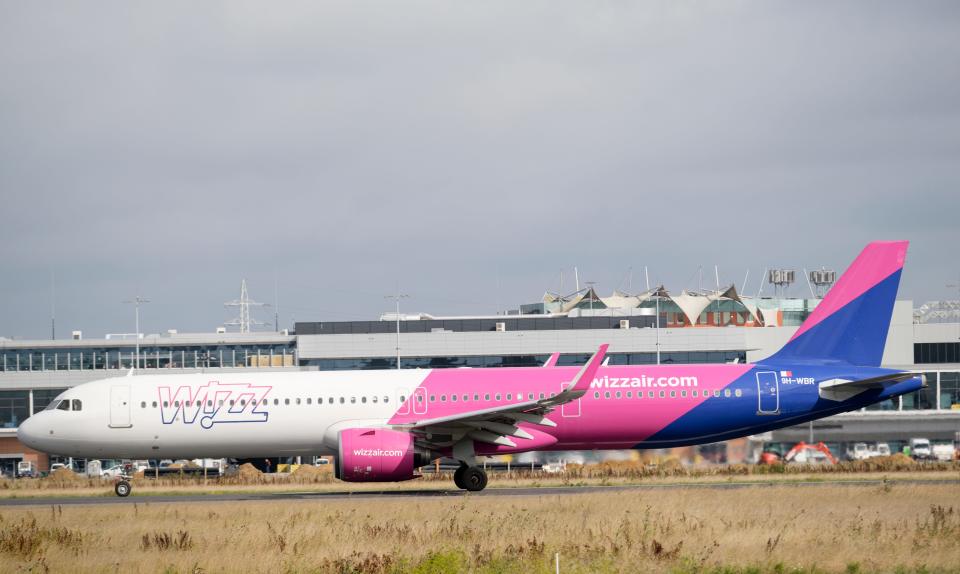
[336,428,419,482]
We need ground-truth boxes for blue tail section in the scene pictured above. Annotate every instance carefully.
[766,241,908,367]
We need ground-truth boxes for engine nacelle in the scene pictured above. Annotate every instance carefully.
[336,428,429,482]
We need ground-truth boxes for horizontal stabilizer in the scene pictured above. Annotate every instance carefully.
[819,372,919,402]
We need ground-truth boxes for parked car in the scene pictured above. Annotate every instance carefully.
[17,461,37,478]
[932,443,956,462]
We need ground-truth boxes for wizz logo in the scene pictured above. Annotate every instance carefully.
[158,381,272,429]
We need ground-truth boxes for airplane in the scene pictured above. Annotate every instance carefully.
[18,241,923,497]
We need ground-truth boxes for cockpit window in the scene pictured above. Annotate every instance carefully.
[72,399,82,411]
[57,400,70,411]
[45,400,61,411]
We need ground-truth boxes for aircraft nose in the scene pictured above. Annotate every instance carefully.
[17,415,45,451]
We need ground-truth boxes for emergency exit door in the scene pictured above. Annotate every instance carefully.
[756,371,780,414]
[109,385,132,428]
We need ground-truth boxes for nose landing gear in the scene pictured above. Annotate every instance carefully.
[114,477,132,497]
[453,464,487,492]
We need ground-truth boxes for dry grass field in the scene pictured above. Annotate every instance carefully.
[1,458,958,500]
[0,482,958,573]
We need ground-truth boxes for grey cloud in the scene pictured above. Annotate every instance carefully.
[1,2,959,338]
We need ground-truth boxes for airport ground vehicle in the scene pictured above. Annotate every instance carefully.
[17,242,926,496]
[16,461,36,478]
[932,443,956,461]
[847,443,871,461]
[910,438,934,461]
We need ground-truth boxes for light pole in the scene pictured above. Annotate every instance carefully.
[655,286,661,365]
[123,295,150,370]
[385,292,409,370]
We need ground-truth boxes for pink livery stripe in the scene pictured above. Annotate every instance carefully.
[789,241,907,342]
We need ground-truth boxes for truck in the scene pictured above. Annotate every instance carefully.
[932,443,956,462]
[909,438,934,461]
[16,460,37,478]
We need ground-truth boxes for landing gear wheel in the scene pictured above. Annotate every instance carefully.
[453,465,467,489]
[459,466,487,492]
[115,480,131,497]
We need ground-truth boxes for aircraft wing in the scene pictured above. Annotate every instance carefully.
[818,372,920,401]
[395,344,607,450]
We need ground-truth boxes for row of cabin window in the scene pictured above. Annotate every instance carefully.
[594,388,742,400]
[139,388,742,410]
[141,396,395,409]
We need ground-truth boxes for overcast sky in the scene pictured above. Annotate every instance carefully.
[1,2,959,339]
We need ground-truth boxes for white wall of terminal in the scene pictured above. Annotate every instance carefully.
[296,301,916,366]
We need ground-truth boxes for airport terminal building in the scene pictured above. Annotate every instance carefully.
[1,288,958,473]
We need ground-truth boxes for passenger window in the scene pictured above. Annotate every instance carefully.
[692,390,698,398]
[616,391,622,399]
[495,394,501,401]
[451,395,457,402]
[528,393,534,400]
[274,399,279,405]
[328,397,334,404]
[339,397,345,404]
[208,400,214,407]
[714,390,721,398]
[141,401,146,408]
[474,394,480,401]
[594,391,600,399]
[262,399,267,405]
[175,401,182,407]
[549,392,556,398]
[361,397,366,403]
[626,392,632,398]
[441,395,446,402]
[484,394,490,401]
[371,396,377,403]
[307,398,312,405]
[539,393,545,400]
[507,394,512,400]
[350,397,356,404]
[648,391,654,398]
[658,391,665,398]
[240,400,246,406]
[604,391,611,399]
[670,391,676,398]
[185,401,192,407]
[430,395,436,402]
[384,396,389,403]
[58,401,70,411]
[416,395,422,403]
[284,399,290,405]
[296,398,302,405]
[735,389,742,397]
[163,401,169,408]
[72,399,82,411]
[681,390,687,398]
[724,389,731,398]
[152,401,158,408]
[463,394,468,402]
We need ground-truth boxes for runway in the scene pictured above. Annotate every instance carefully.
[0,478,956,507]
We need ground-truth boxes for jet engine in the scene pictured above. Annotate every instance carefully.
[335,428,433,482]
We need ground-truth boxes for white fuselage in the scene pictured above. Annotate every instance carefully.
[19,370,430,459]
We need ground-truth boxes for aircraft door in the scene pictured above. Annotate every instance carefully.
[560,382,580,417]
[109,385,133,428]
[756,371,780,414]
[412,387,427,415]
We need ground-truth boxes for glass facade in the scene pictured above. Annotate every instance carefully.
[301,351,748,371]
[296,316,658,335]
[914,342,960,364]
[0,390,29,429]
[0,344,295,372]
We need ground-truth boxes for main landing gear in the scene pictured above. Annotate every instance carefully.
[453,464,487,492]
